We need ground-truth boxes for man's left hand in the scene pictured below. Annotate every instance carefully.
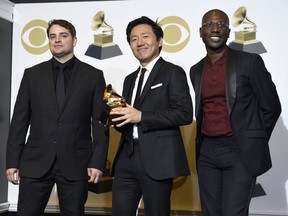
[87,168,103,184]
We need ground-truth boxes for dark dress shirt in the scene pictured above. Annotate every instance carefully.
[201,48,232,137]
[52,56,76,93]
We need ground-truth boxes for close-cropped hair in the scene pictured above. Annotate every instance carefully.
[126,16,163,44]
[46,19,77,38]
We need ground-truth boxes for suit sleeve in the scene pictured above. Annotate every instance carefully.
[6,70,31,169]
[89,70,109,171]
[249,54,281,139]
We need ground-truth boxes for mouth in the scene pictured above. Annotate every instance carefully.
[209,36,221,42]
[137,46,146,51]
[137,47,147,54]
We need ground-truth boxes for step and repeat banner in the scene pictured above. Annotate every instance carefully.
[9,0,288,215]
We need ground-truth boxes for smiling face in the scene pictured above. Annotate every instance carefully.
[129,24,163,67]
[48,24,77,63]
[200,9,230,53]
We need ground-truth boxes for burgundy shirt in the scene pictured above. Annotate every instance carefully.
[201,48,233,137]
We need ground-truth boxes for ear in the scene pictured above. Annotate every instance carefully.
[159,37,163,47]
[227,28,231,38]
[73,37,77,46]
[199,27,203,38]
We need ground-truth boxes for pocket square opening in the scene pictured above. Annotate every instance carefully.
[151,83,163,89]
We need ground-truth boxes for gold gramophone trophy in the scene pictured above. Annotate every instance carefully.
[229,6,266,54]
[85,11,122,60]
[103,84,126,125]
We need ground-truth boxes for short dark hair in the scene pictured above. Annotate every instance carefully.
[126,16,163,49]
[47,19,76,38]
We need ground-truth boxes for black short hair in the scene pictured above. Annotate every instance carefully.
[47,19,76,38]
[126,16,163,45]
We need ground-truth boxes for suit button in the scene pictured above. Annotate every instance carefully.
[54,141,57,144]
[57,122,61,126]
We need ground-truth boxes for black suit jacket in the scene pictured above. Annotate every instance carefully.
[111,57,193,180]
[6,57,109,181]
[190,47,281,177]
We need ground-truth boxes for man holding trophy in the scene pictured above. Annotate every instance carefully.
[107,16,193,216]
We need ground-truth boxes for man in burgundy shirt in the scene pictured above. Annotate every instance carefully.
[190,9,281,216]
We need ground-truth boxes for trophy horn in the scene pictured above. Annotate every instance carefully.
[232,6,256,31]
[91,11,114,33]
[103,84,125,108]
[103,84,112,99]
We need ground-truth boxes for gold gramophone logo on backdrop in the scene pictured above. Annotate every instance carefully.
[85,11,122,60]
[228,6,267,54]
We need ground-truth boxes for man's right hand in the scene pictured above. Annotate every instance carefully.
[6,168,20,185]
[110,104,142,127]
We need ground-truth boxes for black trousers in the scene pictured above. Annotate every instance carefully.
[17,158,88,216]
[112,140,173,216]
[198,136,256,216]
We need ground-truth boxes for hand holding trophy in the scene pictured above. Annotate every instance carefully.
[103,84,126,125]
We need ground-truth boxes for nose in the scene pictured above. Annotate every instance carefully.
[55,35,62,42]
[137,38,144,46]
[210,24,220,32]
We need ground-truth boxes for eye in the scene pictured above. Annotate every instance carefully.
[21,19,49,55]
[159,16,190,53]
[49,35,56,40]
[218,22,227,28]
[205,21,213,28]
[60,33,69,39]
[202,21,228,29]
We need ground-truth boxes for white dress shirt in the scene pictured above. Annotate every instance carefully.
[132,56,160,139]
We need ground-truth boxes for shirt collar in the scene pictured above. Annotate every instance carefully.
[206,47,228,66]
[140,55,160,73]
[52,56,76,70]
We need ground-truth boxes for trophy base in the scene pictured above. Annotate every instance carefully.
[88,177,113,194]
[234,31,256,41]
[229,41,267,54]
[252,183,266,198]
[94,34,113,44]
[85,43,122,60]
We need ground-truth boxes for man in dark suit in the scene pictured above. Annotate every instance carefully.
[190,9,281,216]
[6,19,109,216]
[109,16,193,216]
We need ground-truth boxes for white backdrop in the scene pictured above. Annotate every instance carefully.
[9,0,288,215]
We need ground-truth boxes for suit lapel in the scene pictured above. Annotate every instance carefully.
[125,68,139,104]
[194,58,205,118]
[226,48,237,114]
[138,58,164,106]
[58,58,83,114]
